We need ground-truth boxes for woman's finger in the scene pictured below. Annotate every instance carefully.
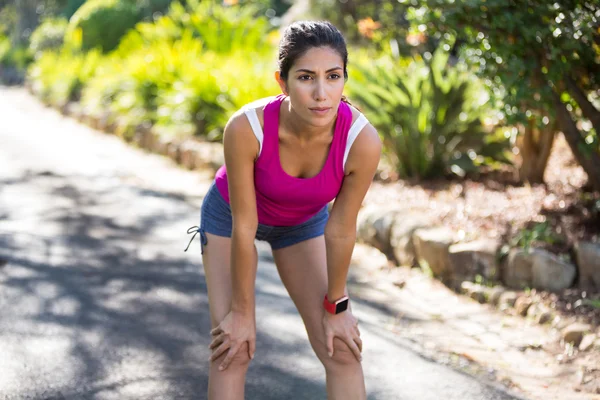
[248,338,256,360]
[210,326,223,336]
[344,335,362,362]
[219,342,241,371]
[210,339,231,362]
[209,333,225,350]
[326,333,335,358]
[354,335,363,353]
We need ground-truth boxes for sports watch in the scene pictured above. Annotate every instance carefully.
[323,294,349,315]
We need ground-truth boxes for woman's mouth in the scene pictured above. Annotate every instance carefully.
[309,107,331,116]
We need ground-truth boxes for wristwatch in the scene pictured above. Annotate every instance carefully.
[323,294,349,315]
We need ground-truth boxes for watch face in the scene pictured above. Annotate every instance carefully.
[335,299,349,314]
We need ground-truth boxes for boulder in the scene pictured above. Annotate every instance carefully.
[448,239,500,289]
[503,248,533,290]
[575,241,600,291]
[412,227,455,282]
[389,213,434,267]
[503,248,576,291]
[357,205,406,261]
[530,249,576,292]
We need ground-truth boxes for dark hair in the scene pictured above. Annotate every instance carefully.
[278,20,348,82]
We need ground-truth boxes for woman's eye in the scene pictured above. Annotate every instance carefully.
[329,73,341,79]
[299,75,312,80]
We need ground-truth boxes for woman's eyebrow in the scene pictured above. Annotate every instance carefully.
[295,67,343,74]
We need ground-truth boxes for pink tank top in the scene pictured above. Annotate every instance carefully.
[214,94,353,226]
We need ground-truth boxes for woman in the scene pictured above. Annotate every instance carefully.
[186,20,381,400]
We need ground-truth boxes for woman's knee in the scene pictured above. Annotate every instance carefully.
[211,341,253,371]
[312,336,361,369]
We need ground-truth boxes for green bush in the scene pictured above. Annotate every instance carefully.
[348,46,511,180]
[65,0,141,53]
[29,17,69,56]
[28,49,103,107]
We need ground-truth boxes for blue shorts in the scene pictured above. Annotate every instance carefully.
[185,182,329,254]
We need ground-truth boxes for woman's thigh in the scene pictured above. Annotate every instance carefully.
[202,233,258,328]
[272,236,354,360]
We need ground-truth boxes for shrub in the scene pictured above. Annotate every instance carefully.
[29,17,69,56]
[28,49,103,107]
[348,46,511,180]
[65,0,141,53]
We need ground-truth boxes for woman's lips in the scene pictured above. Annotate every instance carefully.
[309,107,331,115]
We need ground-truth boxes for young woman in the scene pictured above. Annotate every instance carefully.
[186,20,381,400]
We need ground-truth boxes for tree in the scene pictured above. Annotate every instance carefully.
[410,0,600,189]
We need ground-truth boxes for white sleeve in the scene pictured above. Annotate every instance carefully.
[343,113,369,172]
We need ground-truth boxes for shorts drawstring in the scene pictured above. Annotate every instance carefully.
[184,225,208,254]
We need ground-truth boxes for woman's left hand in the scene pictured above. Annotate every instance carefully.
[322,308,362,362]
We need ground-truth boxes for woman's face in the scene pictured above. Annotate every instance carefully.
[277,46,346,127]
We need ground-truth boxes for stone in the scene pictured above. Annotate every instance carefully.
[357,205,405,260]
[579,334,597,352]
[575,241,600,291]
[503,248,533,290]
[448,239,501,289]
[536,308,553,325]
[515,296,533,316]
[469,287,487,303]
[486,286,506,306]
[498,291,518,311]
[562,323,592,346]
[530,249,576,292]
[389,213,434,267]
[412,227,455,282]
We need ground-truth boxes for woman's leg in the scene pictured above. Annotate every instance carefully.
[202,233,258,400]
[272,236,366,400]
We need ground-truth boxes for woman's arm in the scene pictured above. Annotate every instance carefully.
[222,112,261,313]
[324,123,382,302]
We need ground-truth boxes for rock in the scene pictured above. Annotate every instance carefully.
[486,286,506,306]
[515,296,533,316]
[357,205,405,260]
[448,239,501,288]
[503,248,576,291]
[530,249,576,292]
[498,291,518,311]
[536,308,553,325]
[503,248,533,290]
[579,334,597,352]
[388,212,434,266]
[461,281,486,302]
[469,287,487,303]
[525,302,552,324]
[575,241,600,291]
[412,227,455,282]
[562,323,592,346]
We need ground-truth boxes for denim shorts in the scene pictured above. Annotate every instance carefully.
[185,182,329,254]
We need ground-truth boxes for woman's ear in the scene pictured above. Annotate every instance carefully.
[275,71,288,95]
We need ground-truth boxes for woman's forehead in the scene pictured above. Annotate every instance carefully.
[293,47,343,70]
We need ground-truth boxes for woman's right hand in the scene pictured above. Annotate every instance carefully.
[209,310,256,371]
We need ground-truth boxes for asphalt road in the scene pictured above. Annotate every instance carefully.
[0,87,525,400]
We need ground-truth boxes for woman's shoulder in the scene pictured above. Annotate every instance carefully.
[233,96,277,127]
[346,102,364,126]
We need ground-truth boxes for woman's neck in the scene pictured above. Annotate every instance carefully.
[281,98,336,142]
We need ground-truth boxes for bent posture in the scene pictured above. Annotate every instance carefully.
[187,20,382,400]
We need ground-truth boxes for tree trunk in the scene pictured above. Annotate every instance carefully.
[517,118,556,184]
[552,90,600,192]
[13,0,39,47]
[565,76,600,135]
